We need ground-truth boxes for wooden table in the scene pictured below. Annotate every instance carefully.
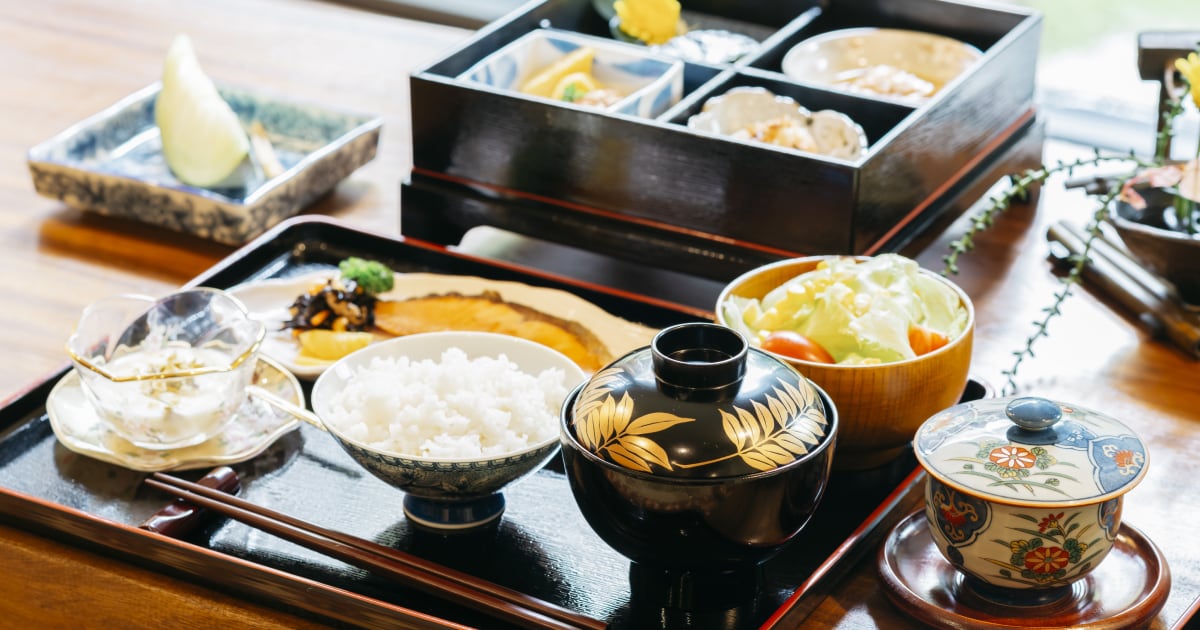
[1,1,1197,628]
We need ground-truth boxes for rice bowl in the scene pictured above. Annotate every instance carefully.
[322,348,569,460]
[310,331,588,530]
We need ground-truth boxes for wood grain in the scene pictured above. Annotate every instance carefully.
[0,0,469,626]
[0,0,1197,628]
[793,144,1200,629]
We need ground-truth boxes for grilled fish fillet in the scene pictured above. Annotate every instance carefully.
[373,291,612,372]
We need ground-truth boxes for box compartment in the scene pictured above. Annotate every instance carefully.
[406,0,1043,279]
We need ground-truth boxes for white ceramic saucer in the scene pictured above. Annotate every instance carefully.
[47,356,304,472]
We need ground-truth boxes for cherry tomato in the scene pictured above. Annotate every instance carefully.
[760,331,835,363]
[908,323,951,356]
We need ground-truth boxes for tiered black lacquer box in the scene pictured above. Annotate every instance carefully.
[403,0,1044,280]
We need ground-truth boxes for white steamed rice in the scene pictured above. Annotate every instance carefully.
[324,347,568,459]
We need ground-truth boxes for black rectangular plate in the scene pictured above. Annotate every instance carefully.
[0,216,975,629]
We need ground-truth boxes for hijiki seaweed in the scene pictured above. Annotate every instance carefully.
[282,278,376,334]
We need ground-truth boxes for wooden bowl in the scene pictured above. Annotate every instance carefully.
[715,256,973,470]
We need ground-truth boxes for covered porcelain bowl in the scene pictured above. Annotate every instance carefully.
[914,396,1148,602]
[558,322,837,609]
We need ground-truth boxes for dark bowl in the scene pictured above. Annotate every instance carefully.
[1112,185,1200,305]
[558,382,837,607]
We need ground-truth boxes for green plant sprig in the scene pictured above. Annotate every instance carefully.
[940,150,1162,395]
[1154,96,1186,162]
[942,47,1199,395]
[997,184,1125,395]
[941,151,1145,276]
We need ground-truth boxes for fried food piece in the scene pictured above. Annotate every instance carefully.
[374,291,612,372]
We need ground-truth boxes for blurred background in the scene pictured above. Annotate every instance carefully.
[994,0,1198,156]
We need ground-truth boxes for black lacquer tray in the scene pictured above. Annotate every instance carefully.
[0,216,979,629]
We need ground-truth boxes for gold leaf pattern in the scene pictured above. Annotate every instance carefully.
[775,432,811,455]
[617,434,673,470]
[742,452,776,471]
[720,409,745,450]
[613,391,634,435]
[574,367,827,474]
[737,406,760,442]
[575,366,623,421]
[730,377,827,471]
[758,444,796,466]
[626,412,695,435]
[606,442,653,472]
[767,395,789,427]
[752,400,773,435]
[776,384,798,417]
[575,369,694,472]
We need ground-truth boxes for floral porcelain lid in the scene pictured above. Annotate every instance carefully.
[567,322,833,478]
[914,397,1148,505]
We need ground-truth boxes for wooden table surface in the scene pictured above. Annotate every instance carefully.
[1,1,1197,628]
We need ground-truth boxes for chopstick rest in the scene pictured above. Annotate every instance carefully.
[143,472,607,630]
[139,465,241,538]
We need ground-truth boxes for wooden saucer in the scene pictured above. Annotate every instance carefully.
[877,510,1170,629]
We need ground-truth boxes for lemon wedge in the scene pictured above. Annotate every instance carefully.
[155,34,251,188]
[297,330,373,362]
[519,47,595,99]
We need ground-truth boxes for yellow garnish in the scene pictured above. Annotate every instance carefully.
[614,0,681,45]
[520,47,595,98]
[1175,51,1200,109]
[297,330,372,361]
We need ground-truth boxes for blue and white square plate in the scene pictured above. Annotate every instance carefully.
[27,83,382,245]
[459,29,684,119]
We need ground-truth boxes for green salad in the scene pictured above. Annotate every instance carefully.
[722,254,968,365]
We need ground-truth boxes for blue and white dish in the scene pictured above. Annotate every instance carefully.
[27,83,381,245]
[310,331,589,530]
[459,29,684,119]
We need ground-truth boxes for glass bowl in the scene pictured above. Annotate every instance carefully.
[65,288,265,450]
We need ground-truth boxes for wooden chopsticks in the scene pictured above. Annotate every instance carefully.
[144,473,607,630]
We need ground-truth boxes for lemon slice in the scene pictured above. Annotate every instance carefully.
[552,72,600,101]
[155,35,251,188]
[519,47,595,98]
[297,330,373,361]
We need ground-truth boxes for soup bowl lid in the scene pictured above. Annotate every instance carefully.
[565,322,834,479]
[913,396,1148,506]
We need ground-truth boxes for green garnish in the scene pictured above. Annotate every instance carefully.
[338,257,394,295]
[561,82,583,103]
